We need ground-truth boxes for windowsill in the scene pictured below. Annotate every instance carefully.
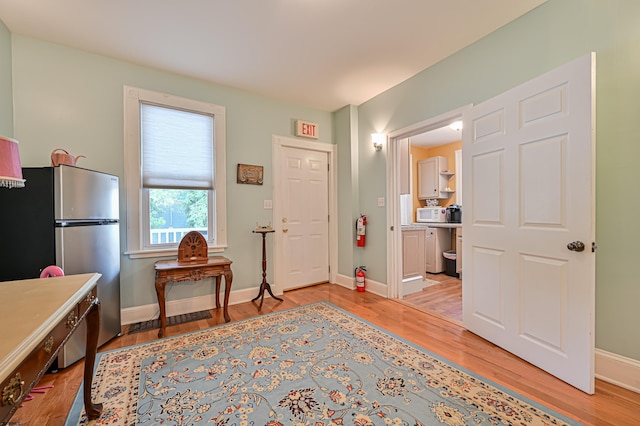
[125,245,227,260]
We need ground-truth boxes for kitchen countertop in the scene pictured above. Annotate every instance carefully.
[402,222,462,230]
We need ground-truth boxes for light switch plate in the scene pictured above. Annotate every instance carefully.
[264,199,273,209]
[377,197,385,207]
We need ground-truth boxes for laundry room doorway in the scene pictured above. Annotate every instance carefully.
[387,106,469,324]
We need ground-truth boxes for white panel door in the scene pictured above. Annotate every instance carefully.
[281,146,329,290]
[462,54,595,393]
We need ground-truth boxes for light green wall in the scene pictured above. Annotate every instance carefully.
[334,105,359,277]
[0,19,12,137]
[10,35,333,310]
[5,0,640,363]
[356,0,640,361]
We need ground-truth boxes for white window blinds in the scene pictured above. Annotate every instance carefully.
[141,103,215,189]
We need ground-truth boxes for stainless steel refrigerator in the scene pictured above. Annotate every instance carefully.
[0,165,121,368]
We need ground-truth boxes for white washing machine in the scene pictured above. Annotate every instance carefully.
[425,227,451,273]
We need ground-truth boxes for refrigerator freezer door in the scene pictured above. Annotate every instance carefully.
[54,165,119,221]
[55,223,121,367]
[0,167,56,280]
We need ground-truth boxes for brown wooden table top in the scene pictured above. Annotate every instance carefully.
[154,256,232,271]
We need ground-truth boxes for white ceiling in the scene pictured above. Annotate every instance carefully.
[0,0,546,113]
[410,124,463,148]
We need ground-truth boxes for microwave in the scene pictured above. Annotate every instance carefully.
[416,207,447,223]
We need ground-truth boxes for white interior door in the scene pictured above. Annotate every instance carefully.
[278,145,330,290]
[462,53,596,393]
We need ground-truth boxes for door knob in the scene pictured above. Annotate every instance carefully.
[567,241,585,252]
[282,218,287,223]
[283,228,288,233]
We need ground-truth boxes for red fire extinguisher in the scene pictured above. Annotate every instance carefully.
[355,266,366,292]
[356,214,367,247]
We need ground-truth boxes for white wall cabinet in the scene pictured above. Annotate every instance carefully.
[418,156,453,199]
[402,229,425,280]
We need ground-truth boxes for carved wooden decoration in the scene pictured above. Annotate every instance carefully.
[177,231,208,264]
[237,164,263,185]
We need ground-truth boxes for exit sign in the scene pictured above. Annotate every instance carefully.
[295,120,318,139]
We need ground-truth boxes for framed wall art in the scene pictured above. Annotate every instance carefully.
[237,163,263,185]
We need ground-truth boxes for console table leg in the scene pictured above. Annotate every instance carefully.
[155,278,167,338]
[84,299,103,420]
[223,269,232,322]
[215,275,221,309]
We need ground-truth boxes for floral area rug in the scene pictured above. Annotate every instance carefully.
[66,302,580,425]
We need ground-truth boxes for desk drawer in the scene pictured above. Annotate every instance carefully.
[78,287,98,320]
[0,311,69,419]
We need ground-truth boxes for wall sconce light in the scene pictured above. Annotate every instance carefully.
[0,136,25,189]
[449,121,463,132]
[372,133,385,152]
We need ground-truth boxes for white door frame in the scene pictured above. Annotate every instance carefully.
[272,135,338,293]
[386,105,472,299]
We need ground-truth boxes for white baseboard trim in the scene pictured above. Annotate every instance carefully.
[121,286,262,325]
[334,273,355,290]
[595,348,640,394]
[334,273,387,297]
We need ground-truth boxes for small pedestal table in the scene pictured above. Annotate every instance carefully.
[251,228,283,310]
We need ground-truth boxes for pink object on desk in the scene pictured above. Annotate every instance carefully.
[40,265,65,278]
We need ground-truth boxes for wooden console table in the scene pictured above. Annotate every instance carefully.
[154,257,233,338]
[0,273,103,424]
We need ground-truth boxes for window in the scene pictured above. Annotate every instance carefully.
[124,86,227,257]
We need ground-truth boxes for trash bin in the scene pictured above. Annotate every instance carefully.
[443,250,458,277]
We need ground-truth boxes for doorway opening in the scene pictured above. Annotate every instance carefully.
[386,106,469,325]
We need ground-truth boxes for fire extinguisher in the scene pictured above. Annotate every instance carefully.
[356,214,367,247]
[355,266,366,292]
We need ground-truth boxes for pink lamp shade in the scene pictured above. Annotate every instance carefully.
[0,136,25,188]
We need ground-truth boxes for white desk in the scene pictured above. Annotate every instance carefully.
[0,273,103,423]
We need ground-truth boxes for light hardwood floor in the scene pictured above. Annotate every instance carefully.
[12,283,640,425]
[401,272,462,324]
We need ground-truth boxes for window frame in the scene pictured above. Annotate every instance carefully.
[123,86,227,258]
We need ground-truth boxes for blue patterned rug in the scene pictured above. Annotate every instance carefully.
[66,302,580,425]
